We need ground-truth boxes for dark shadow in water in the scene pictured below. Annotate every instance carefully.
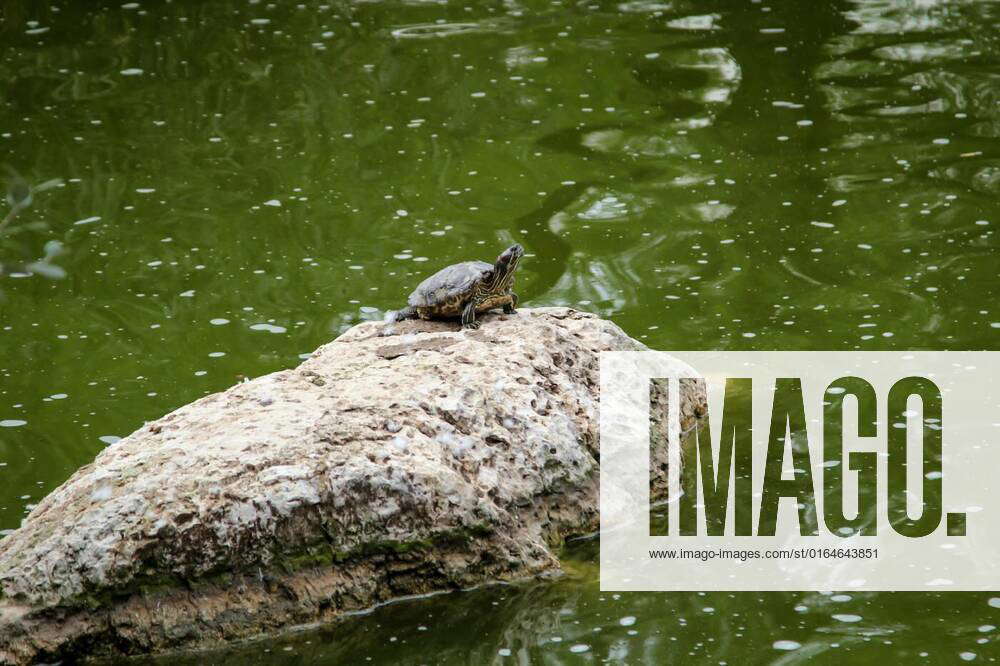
[509,182,587,303]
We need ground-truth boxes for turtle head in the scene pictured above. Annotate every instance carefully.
[489,244,523,291]
[495,244,524,273]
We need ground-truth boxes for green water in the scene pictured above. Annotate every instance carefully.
[1,0,998,662]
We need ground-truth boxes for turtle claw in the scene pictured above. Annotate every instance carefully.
[463,320,481,330]
[503,306,517,315]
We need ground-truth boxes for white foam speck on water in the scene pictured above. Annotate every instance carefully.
[497,648,511,657]
[832,199,847,206]
[263,199,281,207]
[250,18,271,25]
[49,394,67,400]
[989,598,1000,609]
[98,435,121,445]
[832,614,862,623]
[180,290,195,297]
[959,652,977,661]
[0,420,27,428]
[249,323,287,334]
[120,68,144,76]
[136,187,155,193]
[619,616,636,626]
[569,644,590,653]
[209,318,230,326]
[74,216,101,226]
[773,640,801,651]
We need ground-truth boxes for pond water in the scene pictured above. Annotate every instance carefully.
[1,0,998,662]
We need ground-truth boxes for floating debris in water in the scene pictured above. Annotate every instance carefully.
[832,614,862,623]
[391,22,487,39]
[249,323,287,334]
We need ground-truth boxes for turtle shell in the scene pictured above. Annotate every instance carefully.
[407,261,493,308]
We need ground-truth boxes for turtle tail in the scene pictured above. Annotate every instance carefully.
[389,306,417,322]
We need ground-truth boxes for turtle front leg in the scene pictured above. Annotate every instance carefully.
[461,299,481,330]
[503,293,518,315]
[391,306,417,322]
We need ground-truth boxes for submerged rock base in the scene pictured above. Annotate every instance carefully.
[0,308,704,664]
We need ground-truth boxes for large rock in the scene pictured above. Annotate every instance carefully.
[0,308,704,664]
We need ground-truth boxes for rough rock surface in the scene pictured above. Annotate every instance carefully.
[0,308,704,664]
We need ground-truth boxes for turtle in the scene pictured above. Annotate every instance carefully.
[391,243,525,329]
